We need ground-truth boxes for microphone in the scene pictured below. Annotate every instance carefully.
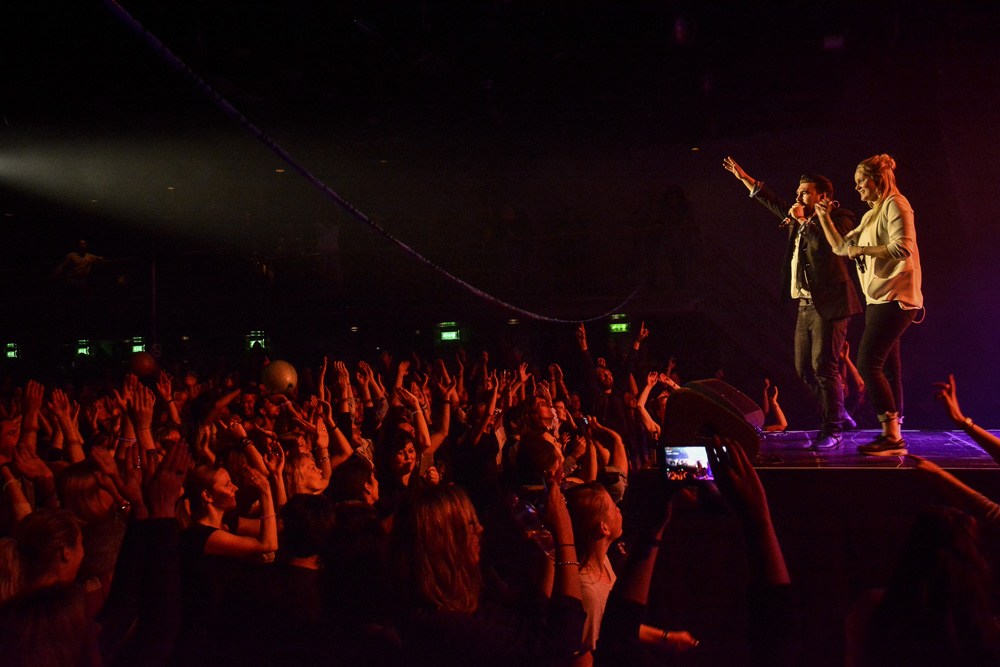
[782,203,806,228]
[851,242,866,273]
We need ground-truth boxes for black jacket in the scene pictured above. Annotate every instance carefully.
[753,183,862,321]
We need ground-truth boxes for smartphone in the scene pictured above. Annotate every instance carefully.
[661,445,713,481]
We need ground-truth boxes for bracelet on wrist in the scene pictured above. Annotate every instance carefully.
[260,513,277,520]
[961,416,974,430]
[555,561,579,567]
[2,479,19,493]
[118,437,137,443]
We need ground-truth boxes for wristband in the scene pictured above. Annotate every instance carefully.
[260,513,276,520]
[118,437,137,443]
[555,561,579,567]
[962,416,974,430]
[2,479,18,493]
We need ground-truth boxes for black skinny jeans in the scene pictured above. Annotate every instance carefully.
[857,302,916,419]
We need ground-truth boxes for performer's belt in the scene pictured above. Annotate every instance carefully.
[799,298,813,306]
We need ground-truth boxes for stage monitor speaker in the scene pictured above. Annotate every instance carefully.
[661,380,762,458]
[684,379,764,430]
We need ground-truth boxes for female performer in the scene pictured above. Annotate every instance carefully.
[815,154,922,456]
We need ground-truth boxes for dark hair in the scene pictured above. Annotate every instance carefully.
[0,584,89,667]
[12,509,82,588]
[328,453,376,503]
[515,434,560,486]
[799,173,833,196]
[324,501,390,623]
[280,494,336,559]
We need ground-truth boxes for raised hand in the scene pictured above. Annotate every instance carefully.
[705,436,769,524]
[356,360,373,385]
[21,380,44,416]
[647,371,659,387]
[264,443,285,478]
[334,360,351,393]
[128,384,157,432]
[156,371,174,401]
[48,388,73,419]
[396,386,421,411]
[933,373,966,425]
[143,439,191,518]
[13,443,54,486]
[722,156,751,182]
[574,322,587,350]
[635,321,649,343]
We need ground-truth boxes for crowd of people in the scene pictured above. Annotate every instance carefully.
[2,152,999,667]
[0,319,997,666]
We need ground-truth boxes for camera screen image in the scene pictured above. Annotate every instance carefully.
[662,446,713,481]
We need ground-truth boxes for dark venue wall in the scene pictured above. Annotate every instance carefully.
[1,0,997,428]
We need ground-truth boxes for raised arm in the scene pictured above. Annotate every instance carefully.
[723,156,759,193]
[934,374,1000,464]
[814,198,853,256]
[49,389,85,463]
[156,372,182,426]
[205,467,278,557]
[17,380,44,455]
[397,386,433,455]
[635,372,662,439]
[706,437,788,585]
[589,416,628,475]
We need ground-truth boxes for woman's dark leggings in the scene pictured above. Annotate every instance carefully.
[857,302,916,420]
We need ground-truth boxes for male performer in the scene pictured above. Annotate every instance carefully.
[723,157,862,449]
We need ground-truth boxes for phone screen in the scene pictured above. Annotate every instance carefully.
[662,446,713,481]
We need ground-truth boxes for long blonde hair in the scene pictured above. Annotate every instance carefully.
[857,153,901,221]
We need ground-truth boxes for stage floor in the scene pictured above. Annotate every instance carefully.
[755,428,1000,469]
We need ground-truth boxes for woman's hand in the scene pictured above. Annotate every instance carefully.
[244,465,271,496]
[264,443,285,478]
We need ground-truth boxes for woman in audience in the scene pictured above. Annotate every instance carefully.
[390,482,584,666]
[174,463,278,663]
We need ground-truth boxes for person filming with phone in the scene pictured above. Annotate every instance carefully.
[723,158,862,450]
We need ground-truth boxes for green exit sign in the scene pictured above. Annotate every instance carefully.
[440,331,460,341]
[609,322,630,334]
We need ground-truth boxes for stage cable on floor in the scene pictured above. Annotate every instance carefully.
[102,0,644,324]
